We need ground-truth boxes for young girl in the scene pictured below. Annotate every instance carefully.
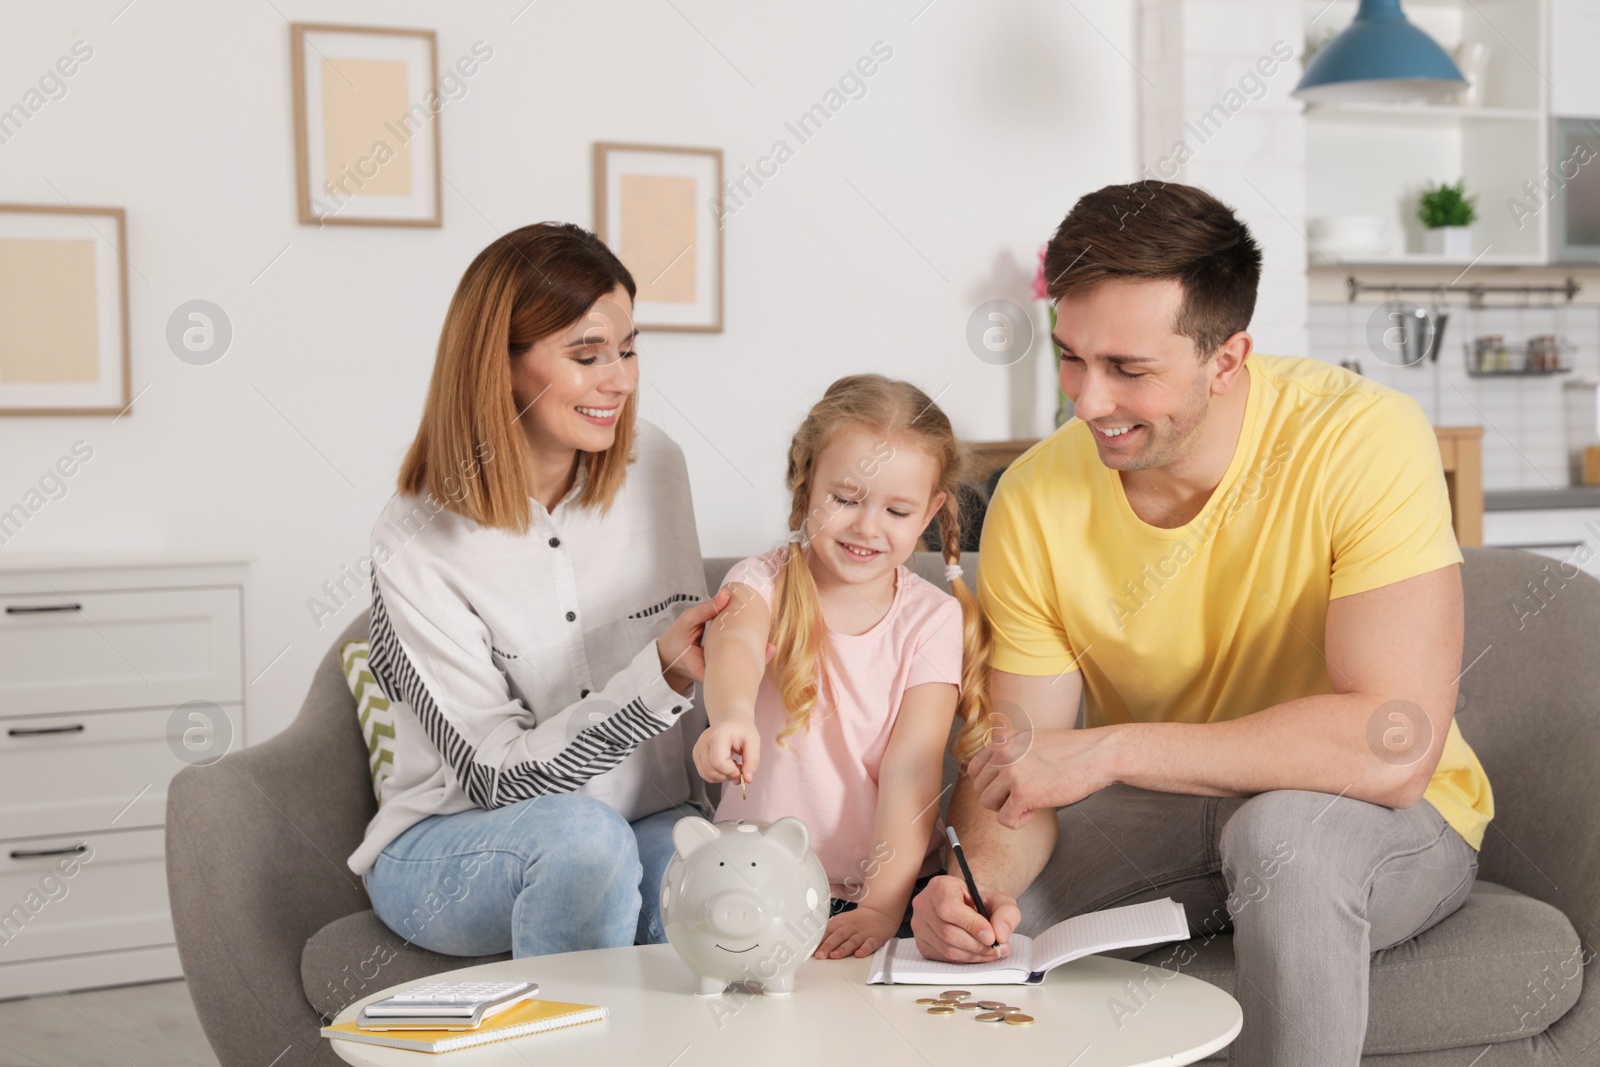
[695,374,993,961]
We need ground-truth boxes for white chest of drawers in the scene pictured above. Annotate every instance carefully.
[0,556,246,998]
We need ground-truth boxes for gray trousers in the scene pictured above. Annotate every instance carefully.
[1015,785,1479,1066]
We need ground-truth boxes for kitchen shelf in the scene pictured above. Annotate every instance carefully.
[1306,104,1543,123]
[1302,0,1552,264]
[1311,252,1550,268]
[1464,365,1574,377]
[1484,487,1600,510]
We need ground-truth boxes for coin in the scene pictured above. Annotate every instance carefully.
[976,1000,1005,1009]
[1004,1013,1035,1026]
[932,999,958,1007]
[927,1005,956,1015]
[915,998,941,1005]
[974,1012,1008,1022]
[940,990,972,1000]
[955,1002,982,1010]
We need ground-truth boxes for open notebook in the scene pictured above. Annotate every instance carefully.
[867,898,1189,985]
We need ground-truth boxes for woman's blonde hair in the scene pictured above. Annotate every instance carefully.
[770,374,994,767]
[399,222,639,531]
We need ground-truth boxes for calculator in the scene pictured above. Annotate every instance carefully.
[358,980,538,1030]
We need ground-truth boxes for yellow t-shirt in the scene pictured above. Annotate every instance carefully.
[977,354,1493,850]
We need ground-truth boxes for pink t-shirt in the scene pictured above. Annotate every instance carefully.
[712,547,964,900]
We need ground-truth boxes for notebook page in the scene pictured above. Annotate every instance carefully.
[1033,899,1189,973]
[865,933,1036,984]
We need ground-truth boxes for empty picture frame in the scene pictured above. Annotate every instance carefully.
[0,204,130,416]
[594,143,723,332]
[291,23,441,227]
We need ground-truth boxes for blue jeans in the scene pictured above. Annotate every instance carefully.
[364,794,705,958]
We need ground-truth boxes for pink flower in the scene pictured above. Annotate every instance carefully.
[1031,243,1049,301]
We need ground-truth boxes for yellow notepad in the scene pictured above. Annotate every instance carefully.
[322,998,607,1053]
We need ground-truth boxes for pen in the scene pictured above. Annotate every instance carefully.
[945,826,1001,952]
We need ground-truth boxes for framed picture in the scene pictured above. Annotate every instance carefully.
[594,143,723,332]
[0,204,130,417]
[290,23,441,227]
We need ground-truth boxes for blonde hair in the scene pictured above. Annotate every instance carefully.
[770,374,994,767]
[399,223,639,531]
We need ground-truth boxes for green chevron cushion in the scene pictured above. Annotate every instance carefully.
[340,640,395,801]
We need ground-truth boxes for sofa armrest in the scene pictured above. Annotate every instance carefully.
[167,613,376,1067]
[1458,550,1600,1011]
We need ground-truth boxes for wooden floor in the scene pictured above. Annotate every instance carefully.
[0,979,219,1066]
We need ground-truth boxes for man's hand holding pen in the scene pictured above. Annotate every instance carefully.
[908,872,1021,964]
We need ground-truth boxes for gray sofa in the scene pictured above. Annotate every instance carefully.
[167,548,1599,1066]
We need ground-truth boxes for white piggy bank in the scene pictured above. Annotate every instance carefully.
[661,816,831,997]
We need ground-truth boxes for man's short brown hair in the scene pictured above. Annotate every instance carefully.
[1042,181,1262,358]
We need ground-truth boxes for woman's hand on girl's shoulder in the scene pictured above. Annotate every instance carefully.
[656,589,734,693]
[656,587,777,694]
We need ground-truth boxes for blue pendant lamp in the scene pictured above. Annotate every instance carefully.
[1293,0,1467,104]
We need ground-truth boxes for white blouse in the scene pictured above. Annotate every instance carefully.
[348,418,711,875]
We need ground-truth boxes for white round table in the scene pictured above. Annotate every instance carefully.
[327,943,1239,1066]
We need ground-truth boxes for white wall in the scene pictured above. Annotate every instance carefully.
[1137,0,1310,359]
[0,0,1139,740]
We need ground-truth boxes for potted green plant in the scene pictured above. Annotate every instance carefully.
[1418,180,1477,259]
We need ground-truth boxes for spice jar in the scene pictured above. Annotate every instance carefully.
[1472,335,1508,373]
[1527,335,1559,372]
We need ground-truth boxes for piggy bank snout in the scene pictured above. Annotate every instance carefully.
[708,891,767,938]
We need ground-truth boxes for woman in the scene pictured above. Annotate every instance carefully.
[350,222,741,957]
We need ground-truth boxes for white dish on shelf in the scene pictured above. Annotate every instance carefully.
[1308,215,1389,257]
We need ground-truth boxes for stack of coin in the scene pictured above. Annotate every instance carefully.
[921,990,970,1015]
[914,996,1036,1025]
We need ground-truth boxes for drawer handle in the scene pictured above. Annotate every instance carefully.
[8,724,86,737]
[5,603,82,615]
[10,843,88,860]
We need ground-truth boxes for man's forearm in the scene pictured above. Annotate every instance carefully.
[946,774,1057,900]
[1105,691,1439,807]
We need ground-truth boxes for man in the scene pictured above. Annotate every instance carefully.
[909,181,1492,1065]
